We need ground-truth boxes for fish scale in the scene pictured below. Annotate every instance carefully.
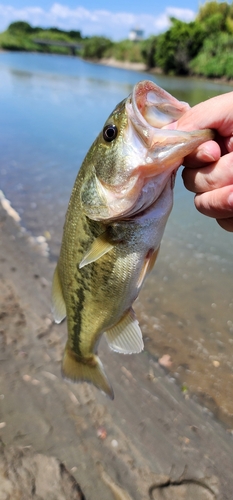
[52,80,213,399]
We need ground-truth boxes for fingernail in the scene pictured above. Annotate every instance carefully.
[228,192,233,207]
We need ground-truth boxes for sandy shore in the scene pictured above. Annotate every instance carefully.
[0,201,233,499]
[98,57,147,72]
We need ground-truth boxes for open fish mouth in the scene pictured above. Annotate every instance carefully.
[130,80,189,139]
[127,80,213,172]
[80,80,213,222]
[116,80,213,219]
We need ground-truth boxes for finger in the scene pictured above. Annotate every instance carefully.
[216,217,233,232]
[182,140,220,168]
[224,135,233,153]
[182,152,233,193]
[175,92,233,136]
[194,185,233,222]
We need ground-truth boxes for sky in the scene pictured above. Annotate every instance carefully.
[0,0,203,40]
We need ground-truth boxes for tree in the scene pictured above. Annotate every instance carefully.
[141,36,157,68]
[8,21,34,34]
[82,37,113,59]
[156,18,205,75]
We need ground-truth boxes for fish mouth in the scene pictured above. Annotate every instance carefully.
[117,80,213,219]
[127,80,213,177]
[131,80,189,137]
[81,81,213,222]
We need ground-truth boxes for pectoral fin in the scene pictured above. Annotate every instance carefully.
[79,233,114,269]
[52,266,66,324]
[137,246,160,289]
[105,308,144,354]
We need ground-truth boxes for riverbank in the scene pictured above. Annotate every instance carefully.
[97,56,233,86]
[1,189,233,498]
[97,56,147,72]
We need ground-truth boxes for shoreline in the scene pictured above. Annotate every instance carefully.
[95,56,147,72]
[97,56,233,86]
[1,49,233,86]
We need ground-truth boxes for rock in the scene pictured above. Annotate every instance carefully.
[0,439,85,500]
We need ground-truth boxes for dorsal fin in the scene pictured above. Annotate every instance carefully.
[79,232,114,268]
[105,308,144,354]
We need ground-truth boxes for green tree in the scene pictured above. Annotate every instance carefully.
[108,39,143,63]
[82,36,113,59]
[156,18,205,75]
[141,36,157,68]
[190,32,233,78]
[197,1,233,35]
[8,21,35,34]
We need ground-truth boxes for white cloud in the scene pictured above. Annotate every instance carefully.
[0,3,196,40]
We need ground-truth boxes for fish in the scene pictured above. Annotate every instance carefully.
[52,80,213,400]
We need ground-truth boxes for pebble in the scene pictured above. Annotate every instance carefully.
[68,391,80,406]
[42,371,57,381]
[111,439,118,448]
[158,354,172,368]
[97,427,107,440]
[31,379,40,385]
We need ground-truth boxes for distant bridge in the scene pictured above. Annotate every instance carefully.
[33,39,83,55]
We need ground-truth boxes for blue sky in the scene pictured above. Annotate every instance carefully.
[0,1,203,40]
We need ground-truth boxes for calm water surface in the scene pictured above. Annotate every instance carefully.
[0,52,233,424]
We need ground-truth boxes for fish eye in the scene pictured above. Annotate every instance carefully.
[103,124,118,142]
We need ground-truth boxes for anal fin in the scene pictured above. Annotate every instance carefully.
[52,266,66,324]
[105,308,144,354]
[79,232,114,269]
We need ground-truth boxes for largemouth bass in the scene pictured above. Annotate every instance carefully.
[52,80,212,399]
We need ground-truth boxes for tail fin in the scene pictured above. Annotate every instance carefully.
[62,344,114,400]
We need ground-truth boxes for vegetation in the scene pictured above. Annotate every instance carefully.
[1,2,233,80]
[155,18,205,75]
[81,36,113,59]
[0,21,83,54]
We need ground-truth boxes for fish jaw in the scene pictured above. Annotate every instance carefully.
[81,80,213,222]
[127,79,214,177]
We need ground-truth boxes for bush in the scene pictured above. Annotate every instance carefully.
[140,36,157,68]
[82,36,113,59]
[190,33,233,78]
[107,40,143,63]
[155,18,205,75]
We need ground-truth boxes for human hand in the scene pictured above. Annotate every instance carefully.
[171,92,233,232]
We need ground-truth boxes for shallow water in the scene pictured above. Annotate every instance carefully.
[0,51,233,424]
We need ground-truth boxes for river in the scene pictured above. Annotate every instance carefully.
[0,51,233,426]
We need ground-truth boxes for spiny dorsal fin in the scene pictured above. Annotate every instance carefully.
[105,308,144,354]
[79,232,114,269]
[51,266,66,324]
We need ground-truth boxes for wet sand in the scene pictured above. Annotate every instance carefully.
[0,202,233,499]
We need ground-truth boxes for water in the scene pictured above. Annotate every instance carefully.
[0,51,233,424]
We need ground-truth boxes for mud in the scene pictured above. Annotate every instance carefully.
[0,204,233,499]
